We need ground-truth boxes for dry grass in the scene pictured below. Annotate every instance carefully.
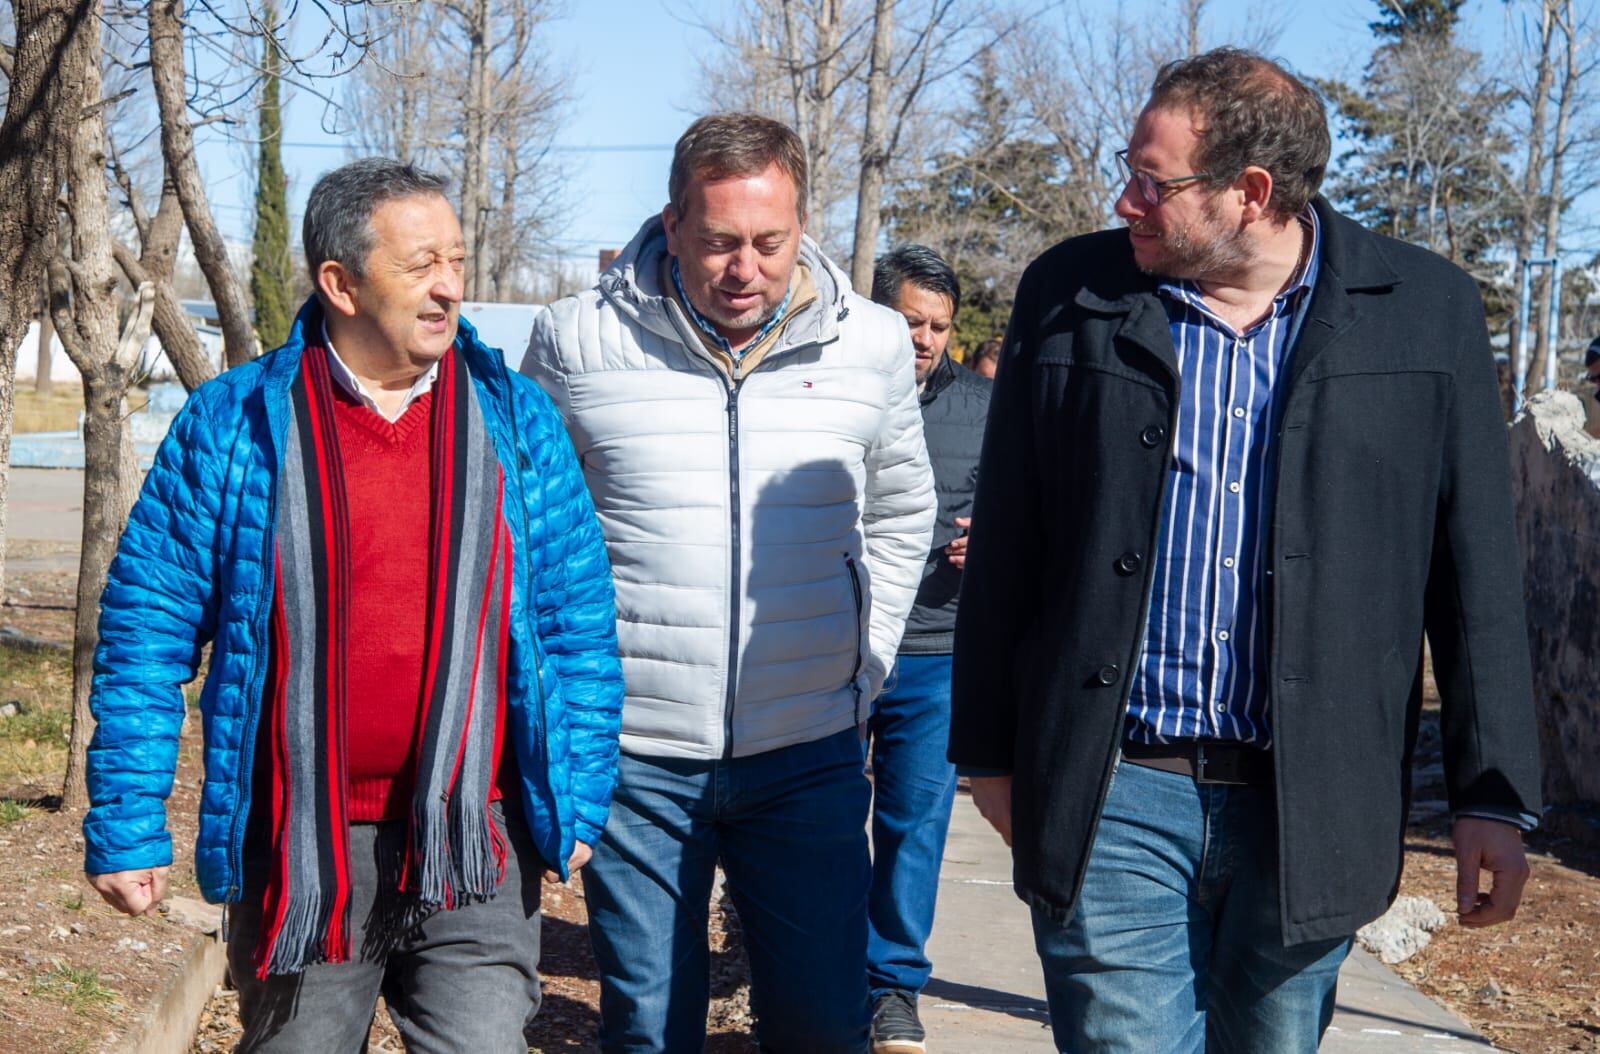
[0,643,72,794]
[12,384,83,435]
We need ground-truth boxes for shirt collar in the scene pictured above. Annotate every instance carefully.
[319,318,439,423]
[1157,206,1322,324]
[670,257,794,359]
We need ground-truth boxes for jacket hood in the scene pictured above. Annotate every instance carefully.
[597,216,853,355]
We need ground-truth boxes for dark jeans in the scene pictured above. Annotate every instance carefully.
[581,728,872,1054]
[227,800,543,1054]
[1030,761,1350,1053]
[866,654,959,999]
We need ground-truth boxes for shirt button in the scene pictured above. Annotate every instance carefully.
[1115,552,1143,575]
[1217,703,1229,713]
[1217,630,1230,642]
[1140,425,1166,449]
[1232,407,1245,418]
[1228,481,1241,493]
[1223,557,1236,568]
[1096,665,1121,686]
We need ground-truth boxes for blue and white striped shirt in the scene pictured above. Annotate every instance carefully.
[1126,210,1320,746]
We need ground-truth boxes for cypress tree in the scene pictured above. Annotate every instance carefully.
[250,0,293,350]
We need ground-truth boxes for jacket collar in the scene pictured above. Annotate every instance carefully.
[919,351,959,405]
[269,296,516,434]
[1069,197,1402,385]
[597,216,851,360]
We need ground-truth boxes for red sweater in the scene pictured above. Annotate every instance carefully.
[268,387,509,822]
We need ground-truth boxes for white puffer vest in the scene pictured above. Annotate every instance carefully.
[522,219,935,759]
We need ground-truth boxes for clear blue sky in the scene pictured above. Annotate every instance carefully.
[192,0,1521,271]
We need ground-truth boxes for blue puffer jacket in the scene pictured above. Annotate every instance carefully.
[82,299,623,902]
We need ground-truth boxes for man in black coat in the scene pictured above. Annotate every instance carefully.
[950,48,1541,1053]
[866,245,992,1054]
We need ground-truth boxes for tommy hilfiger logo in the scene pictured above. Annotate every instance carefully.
[802,381,814,388]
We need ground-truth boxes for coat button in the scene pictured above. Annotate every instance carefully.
[1115,552,1143,575]
[1096,664,1120,686]
[1140,425,1166,448]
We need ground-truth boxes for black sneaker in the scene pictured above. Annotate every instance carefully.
[871,990,927,1054]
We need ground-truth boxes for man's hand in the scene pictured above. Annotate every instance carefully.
[944,517,972,569]
[87,867,169,916]
[1453,817,1530,928]
[968,774,1013,847]
[543,841,593,885]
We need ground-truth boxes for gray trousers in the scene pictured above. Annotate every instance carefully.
[227,800,543,1053]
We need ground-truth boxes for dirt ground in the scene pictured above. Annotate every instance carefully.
[0,540,210,1054]
[1390,692,1600,1053]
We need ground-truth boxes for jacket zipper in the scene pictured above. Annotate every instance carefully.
[722,381,743,758]
[227,429,282,902]
[845,554,865,722]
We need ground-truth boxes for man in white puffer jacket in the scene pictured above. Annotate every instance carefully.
[522,114,935,1054]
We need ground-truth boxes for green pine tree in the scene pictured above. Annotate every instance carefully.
[250,0,294,351]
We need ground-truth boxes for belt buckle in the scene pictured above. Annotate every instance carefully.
[1193,743,1235,786]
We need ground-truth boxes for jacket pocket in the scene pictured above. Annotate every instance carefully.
[845,554,866,719]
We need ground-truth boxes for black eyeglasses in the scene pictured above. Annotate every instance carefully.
[1115,149,1213,207]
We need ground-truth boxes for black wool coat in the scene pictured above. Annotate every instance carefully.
[949,199,1543,945]
[901,354,993,655]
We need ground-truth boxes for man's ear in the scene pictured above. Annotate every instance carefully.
[1237,166,1275,225]
[661,203,681,257]
[317,261,359,318]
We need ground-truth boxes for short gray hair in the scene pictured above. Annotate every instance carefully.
[302,157,450,280]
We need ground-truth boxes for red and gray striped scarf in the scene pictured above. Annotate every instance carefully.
[255,343,513,977]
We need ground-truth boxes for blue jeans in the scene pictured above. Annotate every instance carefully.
[582,728,872,1053]
[867,654,959,998]
[1031,760,1351,1054]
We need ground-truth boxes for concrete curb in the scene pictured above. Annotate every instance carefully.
[117,930,226,1054]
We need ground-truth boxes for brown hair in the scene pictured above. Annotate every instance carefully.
[1147,48,1330,219]
[669,113,809,220]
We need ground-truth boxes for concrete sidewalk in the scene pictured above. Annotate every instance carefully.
[921,792,1493,1052]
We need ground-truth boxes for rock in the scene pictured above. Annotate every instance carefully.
[116,937,149,953]
[162,895,222,934]
[0,626,68,654]
[1510,392,1600,828]
[69,923,83,935]
[0,925,32,938]
[47,925,69,942]
[0,701,22,718]
[1478,978,1504,1002]
[1356,895,1448,964]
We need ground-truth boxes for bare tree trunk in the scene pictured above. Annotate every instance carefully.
[1535,0,1578,371]
[0,0,95,612]
[35,291,54,395]
[850,0,894,292]
[51,3,146,809]
[459,0,490,301]
[1184,0,1206,55]
[148,0,257,368]
[811,0,840,235]
[112,178,215,391]
[1511,0,1556,397]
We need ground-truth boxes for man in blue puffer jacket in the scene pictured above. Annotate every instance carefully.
[82,158,623,1052]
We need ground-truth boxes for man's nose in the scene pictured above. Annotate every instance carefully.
[434,262,465,303]
[1114,184,1144,223]
[728,246,758,283]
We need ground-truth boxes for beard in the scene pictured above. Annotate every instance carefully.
[1130,199,1252,281]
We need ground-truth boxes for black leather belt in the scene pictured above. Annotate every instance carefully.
[1121,739,1273,786]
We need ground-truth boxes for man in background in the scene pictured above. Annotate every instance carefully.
[864,245,991,1053]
